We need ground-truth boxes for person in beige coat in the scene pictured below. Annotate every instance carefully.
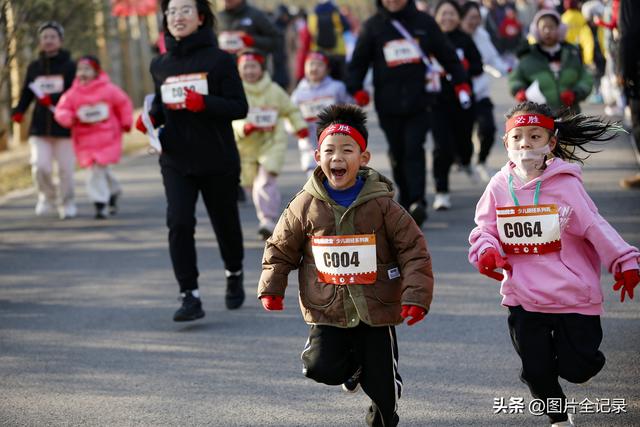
[258,105,434,427]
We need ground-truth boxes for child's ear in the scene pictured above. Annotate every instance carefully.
[549,134,558,151]
[502,134,508,150]
[314,149,321,164]
[360,150,371,166]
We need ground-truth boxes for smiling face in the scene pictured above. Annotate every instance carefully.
[76,61,97,84]
[435,3,460,33]
[238,59,263,83]
[304,58,329,83]
[39,28,62,56]
[165,0,203,40]
[315,133,370,190]
[461,7,482,34]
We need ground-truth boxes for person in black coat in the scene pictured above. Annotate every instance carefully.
[11,21,77,219]
[345,0,470,226]
[431,0,483,211]
[136,0,249,321]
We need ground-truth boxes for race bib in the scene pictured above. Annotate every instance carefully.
[246,107,278,129]
[311,234,377,285]
[383,39,421,67]
[496,204,562,255]
[160,73,209,110]
[299,96,335,121]
[218,31,246,53]
[34,75,64,94]
[77,102,110,124]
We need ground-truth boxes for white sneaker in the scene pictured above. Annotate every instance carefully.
[59,201,77,219]
[433,193,451,211]
[35,199,56,216]
[475,163,495,183]
[551,414,575,427]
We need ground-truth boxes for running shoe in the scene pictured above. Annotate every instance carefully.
[225,271,245,309]
[433,193,451,211]
[342,368,362,393]
[173,291,205,322]
[408,202,427,227]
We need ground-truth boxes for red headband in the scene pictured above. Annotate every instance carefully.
[237,53,265,65]
[505,114,555,133]
[305,52,329,65]
[78,58,100,72]
[318,124,367,151]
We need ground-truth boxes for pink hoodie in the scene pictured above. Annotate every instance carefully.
[55,72,133,168]
[469,158,640,315]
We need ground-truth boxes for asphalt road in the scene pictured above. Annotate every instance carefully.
[1,78,639,426]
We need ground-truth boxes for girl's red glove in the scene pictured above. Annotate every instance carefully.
[135,114,155,134]
[37,94,53,107]
[240,32,255,47]
[261,295,284,311]
[613,269,639,302]
[354,90,370,107]
[560,90,576,106]
[401,305,425,326]
[478,247,511,281]
[184,87,206,112]
[515,89,527,102]
[296,128,309,138]
[11,112,24,123]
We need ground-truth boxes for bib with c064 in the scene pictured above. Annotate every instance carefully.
[311,234,377,285]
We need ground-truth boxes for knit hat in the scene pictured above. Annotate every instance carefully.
[528,9,567,43]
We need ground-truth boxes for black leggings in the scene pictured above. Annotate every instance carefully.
[474,97,497,164]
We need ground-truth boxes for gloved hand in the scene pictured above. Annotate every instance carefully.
[454,83,472,109]
[401,305,425,326]
[135,114,155,134]
[184,87,206,112]
[613,269,639,302]
[240,32,255,47]
[560,90,576,107]
[11,112,24,123]
[261,295,284,311]
[296,128,310,139]
[244,123,259,136]
[515,89,527,102]
[122,125,131,132]
[353,90,370,107]
[37,94,53,108]
[478,247,511,281]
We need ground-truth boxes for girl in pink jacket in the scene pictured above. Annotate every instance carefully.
[468,101,639,427]
[55,56,133,219]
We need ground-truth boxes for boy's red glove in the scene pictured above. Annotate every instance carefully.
[354,90,370,107]
[515,89,527,102]
[135,114,155,134]
[296,128,309,138]
[11,112,24,123]
[37,94,53,107]
[478,247,511,281]
[401,305,425,326]
[240,32,255,47]
[261,295,284,311]
[560,90,576,106]
[184,87,206,112]
[613,269,639,302]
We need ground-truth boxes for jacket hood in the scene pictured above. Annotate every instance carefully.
[304,166,395,207]
[70,71,111,91]
[376,0,417,20]
[224,0,248,16]
[243,73,273,95]
[499,157,583,190]
[165,26,217,56]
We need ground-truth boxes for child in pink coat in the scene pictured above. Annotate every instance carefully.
[468,101,639,427]
[55,56,133,219]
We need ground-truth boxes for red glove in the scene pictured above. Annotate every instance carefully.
[244,123,258,136]
[261,295,284,311]
[353,90,370,107]
[37,94,53,108]
[122,125,131,132]
[454,82,471,98]
[454,83,472,109]
[478,247,512,281]
[11,112,24,123]
[560,90,576,107]
[135,114,155,134]
[184,87,206,112]
[613,269,639,302]
[515,89,527,102]
[401,305,425,326]
[296,128,309,139]
[240,32,255,47]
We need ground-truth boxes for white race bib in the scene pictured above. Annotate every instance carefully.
[496,204,562,255]
[34,75,64,95]
[160,73,209,110]
[77,102,110,124]
[246,107,278,129]
[299,96,335,121]
[218,31,246,53]
[311,234,377,285]
[383,39,421,67]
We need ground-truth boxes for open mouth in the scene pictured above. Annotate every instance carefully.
[331,168,346,178]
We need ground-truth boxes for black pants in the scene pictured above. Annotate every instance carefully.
[507,305,606,423]
[301,323,402,427]
[474,97,497,164]
[431,99,475,193]
[630,98,640,158]
[161,166,244,292]
[378,110,431,208]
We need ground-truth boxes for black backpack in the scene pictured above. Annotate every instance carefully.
[315,12,337,49]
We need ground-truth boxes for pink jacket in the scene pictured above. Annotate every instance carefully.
[55,72,133,168]
[469,158,640,315]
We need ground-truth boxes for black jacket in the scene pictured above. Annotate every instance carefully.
[346,0,467,116]
[217,0,281,53]
[150,27,249,175]
[618,0,640,99]
[438,29,483,103]
[12,50,76,137]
